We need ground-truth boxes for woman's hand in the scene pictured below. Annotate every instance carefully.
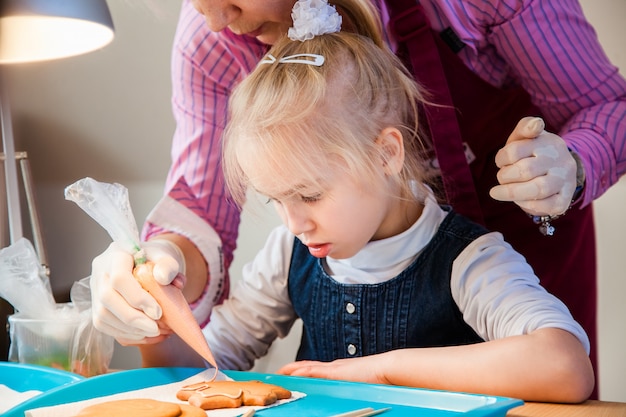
[90,239,185,345]
[490,117,578,217]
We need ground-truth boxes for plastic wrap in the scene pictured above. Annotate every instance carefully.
[0,238,113,376]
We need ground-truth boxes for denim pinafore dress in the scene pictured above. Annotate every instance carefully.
[288,209,485,362]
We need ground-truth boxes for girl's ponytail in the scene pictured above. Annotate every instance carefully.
[331,0,384,47]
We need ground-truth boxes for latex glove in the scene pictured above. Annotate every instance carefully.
[141,239,187,285]
[90,239,186,343]
[489,117,577,217]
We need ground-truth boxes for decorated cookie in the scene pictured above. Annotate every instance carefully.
[176,380,292,410]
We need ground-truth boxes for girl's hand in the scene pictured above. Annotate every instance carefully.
[277,355,390,385]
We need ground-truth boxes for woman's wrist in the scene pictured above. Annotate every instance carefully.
[569,149,585,203]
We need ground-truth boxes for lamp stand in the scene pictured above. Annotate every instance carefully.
[0,74,49,274]
[1,76,23,243]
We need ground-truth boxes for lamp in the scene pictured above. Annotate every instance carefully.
[0,0,115,268]
[0,0,115,64]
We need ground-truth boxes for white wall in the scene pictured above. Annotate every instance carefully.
[1,0,624,401]
[561,0,626,402]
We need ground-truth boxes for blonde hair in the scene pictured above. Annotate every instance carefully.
[223,0,436,208]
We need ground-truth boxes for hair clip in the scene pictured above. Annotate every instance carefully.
[260,53,325,66]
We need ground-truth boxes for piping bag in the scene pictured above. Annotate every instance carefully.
[64,177,218,379]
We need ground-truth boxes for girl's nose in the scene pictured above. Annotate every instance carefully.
[282,204,314,237]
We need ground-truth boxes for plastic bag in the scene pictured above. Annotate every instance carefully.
[69,277,114,377]
[0,238,56,319]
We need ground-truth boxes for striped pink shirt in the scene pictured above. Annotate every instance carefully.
[143,0,626,319]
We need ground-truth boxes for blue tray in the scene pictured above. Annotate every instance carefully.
[0,362,83,392]
[5,367,523,417]
[0,362,84,415]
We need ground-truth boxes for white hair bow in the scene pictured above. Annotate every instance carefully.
[288,0,342,42]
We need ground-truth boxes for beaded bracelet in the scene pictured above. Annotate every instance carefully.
[530,214,562,236]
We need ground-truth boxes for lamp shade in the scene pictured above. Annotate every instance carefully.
[0,0,114,64]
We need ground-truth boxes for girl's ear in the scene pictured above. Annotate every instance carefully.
[376,127,405,175]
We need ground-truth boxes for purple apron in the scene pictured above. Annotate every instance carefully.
[386,0,598,397]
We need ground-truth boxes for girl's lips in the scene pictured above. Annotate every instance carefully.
[307,243,331,258]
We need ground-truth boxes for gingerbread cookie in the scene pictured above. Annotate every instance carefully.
[176,380,292,410]
[179,403,207,416]
[75,399,185,417]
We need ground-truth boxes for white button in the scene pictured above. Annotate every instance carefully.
[347,344,357,356]
[346,302,355,314]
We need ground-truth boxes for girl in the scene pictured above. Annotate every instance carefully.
[206,0,594,404]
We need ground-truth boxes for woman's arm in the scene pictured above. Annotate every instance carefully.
[141,2,269,324]
[481,0,626,205]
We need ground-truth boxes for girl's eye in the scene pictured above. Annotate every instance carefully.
[266,197,280,206]
[265,192,321,204]
[301,193,322,203]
